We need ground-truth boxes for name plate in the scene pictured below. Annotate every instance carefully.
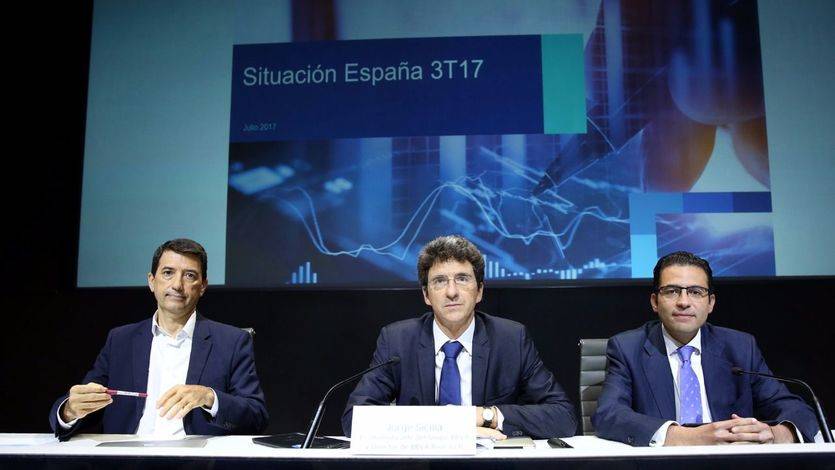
[350,406,476,455]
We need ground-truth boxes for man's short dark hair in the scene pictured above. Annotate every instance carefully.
[151,238,208,279]
[652,251,713,292]
[417,235,485,289]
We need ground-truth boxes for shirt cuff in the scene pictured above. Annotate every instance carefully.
[778,420,803,443]
[495,406,505,431]
[201,388,219,417]
[56,398,79,429]
[649,421,678,446]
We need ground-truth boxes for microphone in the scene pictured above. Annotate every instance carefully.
[731,367,833,443]
[301,356,400,449]
[252,356,400,449]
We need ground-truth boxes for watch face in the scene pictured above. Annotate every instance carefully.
[483,408,494,421]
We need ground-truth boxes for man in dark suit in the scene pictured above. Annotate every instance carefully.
[49,239,268,438]
[342,235,576,439]
[593,251,817,446]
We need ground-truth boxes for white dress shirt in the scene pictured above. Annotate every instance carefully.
[665,327,714,424]
[136,311,197,436]
[432,317,505,430]
[649,326,712,446]
[58,311,218,436]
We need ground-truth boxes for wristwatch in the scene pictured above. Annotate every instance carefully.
[482,406,495,428]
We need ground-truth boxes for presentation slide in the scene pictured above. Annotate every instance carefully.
[77,0,835,287]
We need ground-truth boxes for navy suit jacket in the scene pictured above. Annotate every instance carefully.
[342,312,577,438]
[49,315,269,438]
[592,321,817,446]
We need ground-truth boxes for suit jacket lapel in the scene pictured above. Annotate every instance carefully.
[186,316,212,385]
[700,325,734,420]
[471,314,489,405]
[417,314,435,404]
[642,323,676,420]
[132,320,153,430]
[133,321,153,394]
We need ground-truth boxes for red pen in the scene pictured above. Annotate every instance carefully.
[105,389,148,398]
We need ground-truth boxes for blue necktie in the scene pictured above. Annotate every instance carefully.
[677,345,703,424]
[438,341,464,406]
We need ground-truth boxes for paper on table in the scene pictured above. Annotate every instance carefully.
[476,436,535,449]
[476,437,496,449]
[63,434,192,448]
[0,434,58,447]
[97,437,208,448]
[561,435,632,450]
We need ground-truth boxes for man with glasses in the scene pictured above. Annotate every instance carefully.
[593,251,817,446]
[342,235,576,439]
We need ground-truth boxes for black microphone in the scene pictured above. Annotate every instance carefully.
[252,356,400,449]
[731,367,833,443]
[301,356,400,449]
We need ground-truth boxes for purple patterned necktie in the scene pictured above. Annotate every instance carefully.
[677,345,703,424]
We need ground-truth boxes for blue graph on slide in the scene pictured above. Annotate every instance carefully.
[227,130,643,286]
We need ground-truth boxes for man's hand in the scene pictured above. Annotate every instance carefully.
[156,385,214,420]
[61,382,112,422]
[476,426,506,440]
[665,417,762,445]
[729,413,795,444]
[725,414,774,444]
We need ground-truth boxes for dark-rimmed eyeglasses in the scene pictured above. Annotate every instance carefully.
[428,274,476,291]
[655,285,711,299]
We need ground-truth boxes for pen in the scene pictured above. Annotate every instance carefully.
[105,389,148,398]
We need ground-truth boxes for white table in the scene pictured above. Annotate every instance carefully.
[0,433,832,468]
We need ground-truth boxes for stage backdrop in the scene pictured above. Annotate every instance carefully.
[3,0,832,441]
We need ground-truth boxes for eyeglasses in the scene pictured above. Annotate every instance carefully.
[428,274,476,291]
[656,285,711,299]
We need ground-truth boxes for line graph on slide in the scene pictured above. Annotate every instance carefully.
[227,128,775,287]
[226,132,641,287]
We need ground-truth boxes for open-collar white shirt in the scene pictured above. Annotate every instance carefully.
[134,311,199,436]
